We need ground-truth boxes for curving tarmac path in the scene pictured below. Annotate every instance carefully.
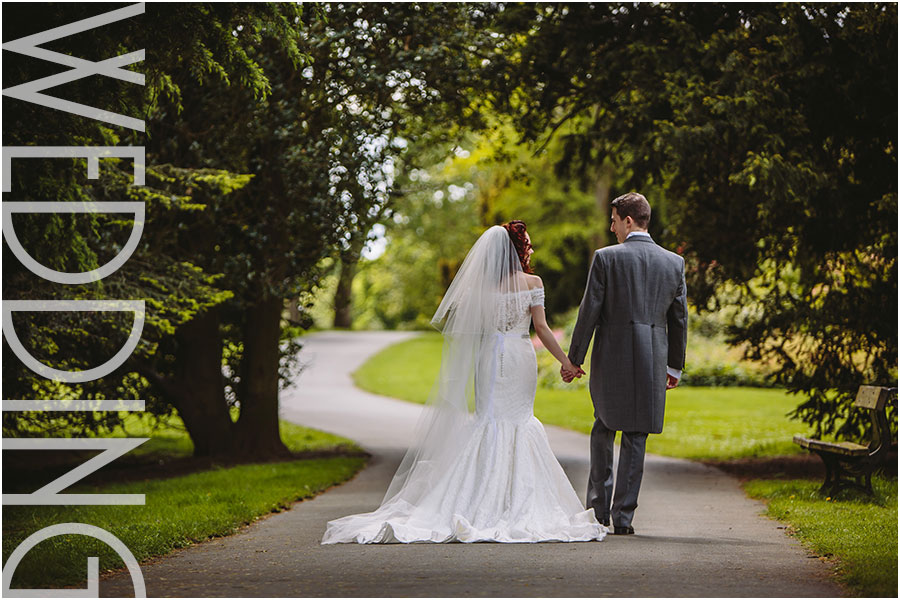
[101,330,844,597]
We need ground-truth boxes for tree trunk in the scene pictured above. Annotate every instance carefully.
[333,258,356,329]
[235,296,290,458]
[173,307,236,458]
[594,167,613,249]
[334,245,363,329]
[287,298,302,325]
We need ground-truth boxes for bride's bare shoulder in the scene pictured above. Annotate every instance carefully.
[524,273,544,290]
[510,272,542,290]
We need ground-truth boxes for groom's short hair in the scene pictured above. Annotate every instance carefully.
[611,192,651,229]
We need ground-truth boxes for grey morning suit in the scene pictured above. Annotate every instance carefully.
[568,235,688,528]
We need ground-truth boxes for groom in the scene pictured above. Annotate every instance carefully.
[562,192,688,535]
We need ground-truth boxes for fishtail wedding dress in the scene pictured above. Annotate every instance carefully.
[321,227,606,544]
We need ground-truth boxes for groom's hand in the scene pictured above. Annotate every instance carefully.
[560,364,585,383]
[666,374,679,390]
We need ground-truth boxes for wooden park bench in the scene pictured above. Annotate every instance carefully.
[793,385,896,497]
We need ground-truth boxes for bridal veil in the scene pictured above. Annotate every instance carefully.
[380,225,531,506]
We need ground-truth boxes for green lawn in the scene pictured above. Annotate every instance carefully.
[353,332,898,597]
[352,333,441,404]
[745,477,897,598]
[2,414,365,590]
[352,332,815,459]
[534,386,807,459]
[70,410,363,458]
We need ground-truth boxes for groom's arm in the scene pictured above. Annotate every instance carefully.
[567,250,605,367]
[666,260,688,374]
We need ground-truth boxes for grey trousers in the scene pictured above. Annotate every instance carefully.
[586,417,648,528]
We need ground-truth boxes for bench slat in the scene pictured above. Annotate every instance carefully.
[793,435,869,456]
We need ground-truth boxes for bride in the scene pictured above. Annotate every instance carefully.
[322,221,607,543]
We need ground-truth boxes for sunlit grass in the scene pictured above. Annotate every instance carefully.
[744,477,897,598]
[351,333,441,404]
[533,386,806,459]
[2,414,365,590]
[352,332,814,459]
[2,456,365,591]
[10,410,362,458]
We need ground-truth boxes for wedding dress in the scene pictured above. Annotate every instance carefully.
[321,227,606,544]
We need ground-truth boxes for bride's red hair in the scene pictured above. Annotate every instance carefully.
[502,220,534,274]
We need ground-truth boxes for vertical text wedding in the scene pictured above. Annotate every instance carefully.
[2,3,148,597]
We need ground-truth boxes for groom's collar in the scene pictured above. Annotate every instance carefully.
[624,231,653,243]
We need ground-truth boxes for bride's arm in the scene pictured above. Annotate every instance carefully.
[531,304,580,375]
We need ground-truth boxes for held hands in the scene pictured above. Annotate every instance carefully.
[559,359,678,387]
[560,360,586,384]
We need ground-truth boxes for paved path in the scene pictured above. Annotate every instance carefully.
[102,331,844,597]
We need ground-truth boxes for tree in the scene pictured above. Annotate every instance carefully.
[1,3,289,439]
[351,121,634,329]
[2,3,307,451]
[485,3,897,436]
[349,139,484,329]
[141,3,504,456]
[321,3,507,329]
[4,3,508,456]
[471,123,649,317]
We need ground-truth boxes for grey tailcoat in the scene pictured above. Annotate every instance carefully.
[568,236,687,434]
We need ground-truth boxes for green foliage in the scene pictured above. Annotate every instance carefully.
[679,357,773,388]
[679,308,777,388]
[1,3,303,438]
[146,4,311,111]
[744,476,898,598]
[352,123,618,329]
[1,162,246,437]
[138,3,509,451]
[350,143,483,329]
[471,125,612,317]
[483,3,898,438]
[3,3,506,454]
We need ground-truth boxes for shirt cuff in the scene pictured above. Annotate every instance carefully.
[666,367,682,380]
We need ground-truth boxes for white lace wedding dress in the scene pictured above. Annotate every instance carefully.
[321,286,606,544]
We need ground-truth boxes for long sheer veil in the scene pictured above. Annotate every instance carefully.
[381,225,531,506]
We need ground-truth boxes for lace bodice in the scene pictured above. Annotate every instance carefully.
[497,287,545,333]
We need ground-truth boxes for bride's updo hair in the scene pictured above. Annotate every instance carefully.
[502,220,534,274]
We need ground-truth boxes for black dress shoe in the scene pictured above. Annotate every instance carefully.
[613,526,635,535]
[593,512,610,526]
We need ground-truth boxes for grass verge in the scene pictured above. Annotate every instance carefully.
[2,415,366,590]
[744,476,897,597]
